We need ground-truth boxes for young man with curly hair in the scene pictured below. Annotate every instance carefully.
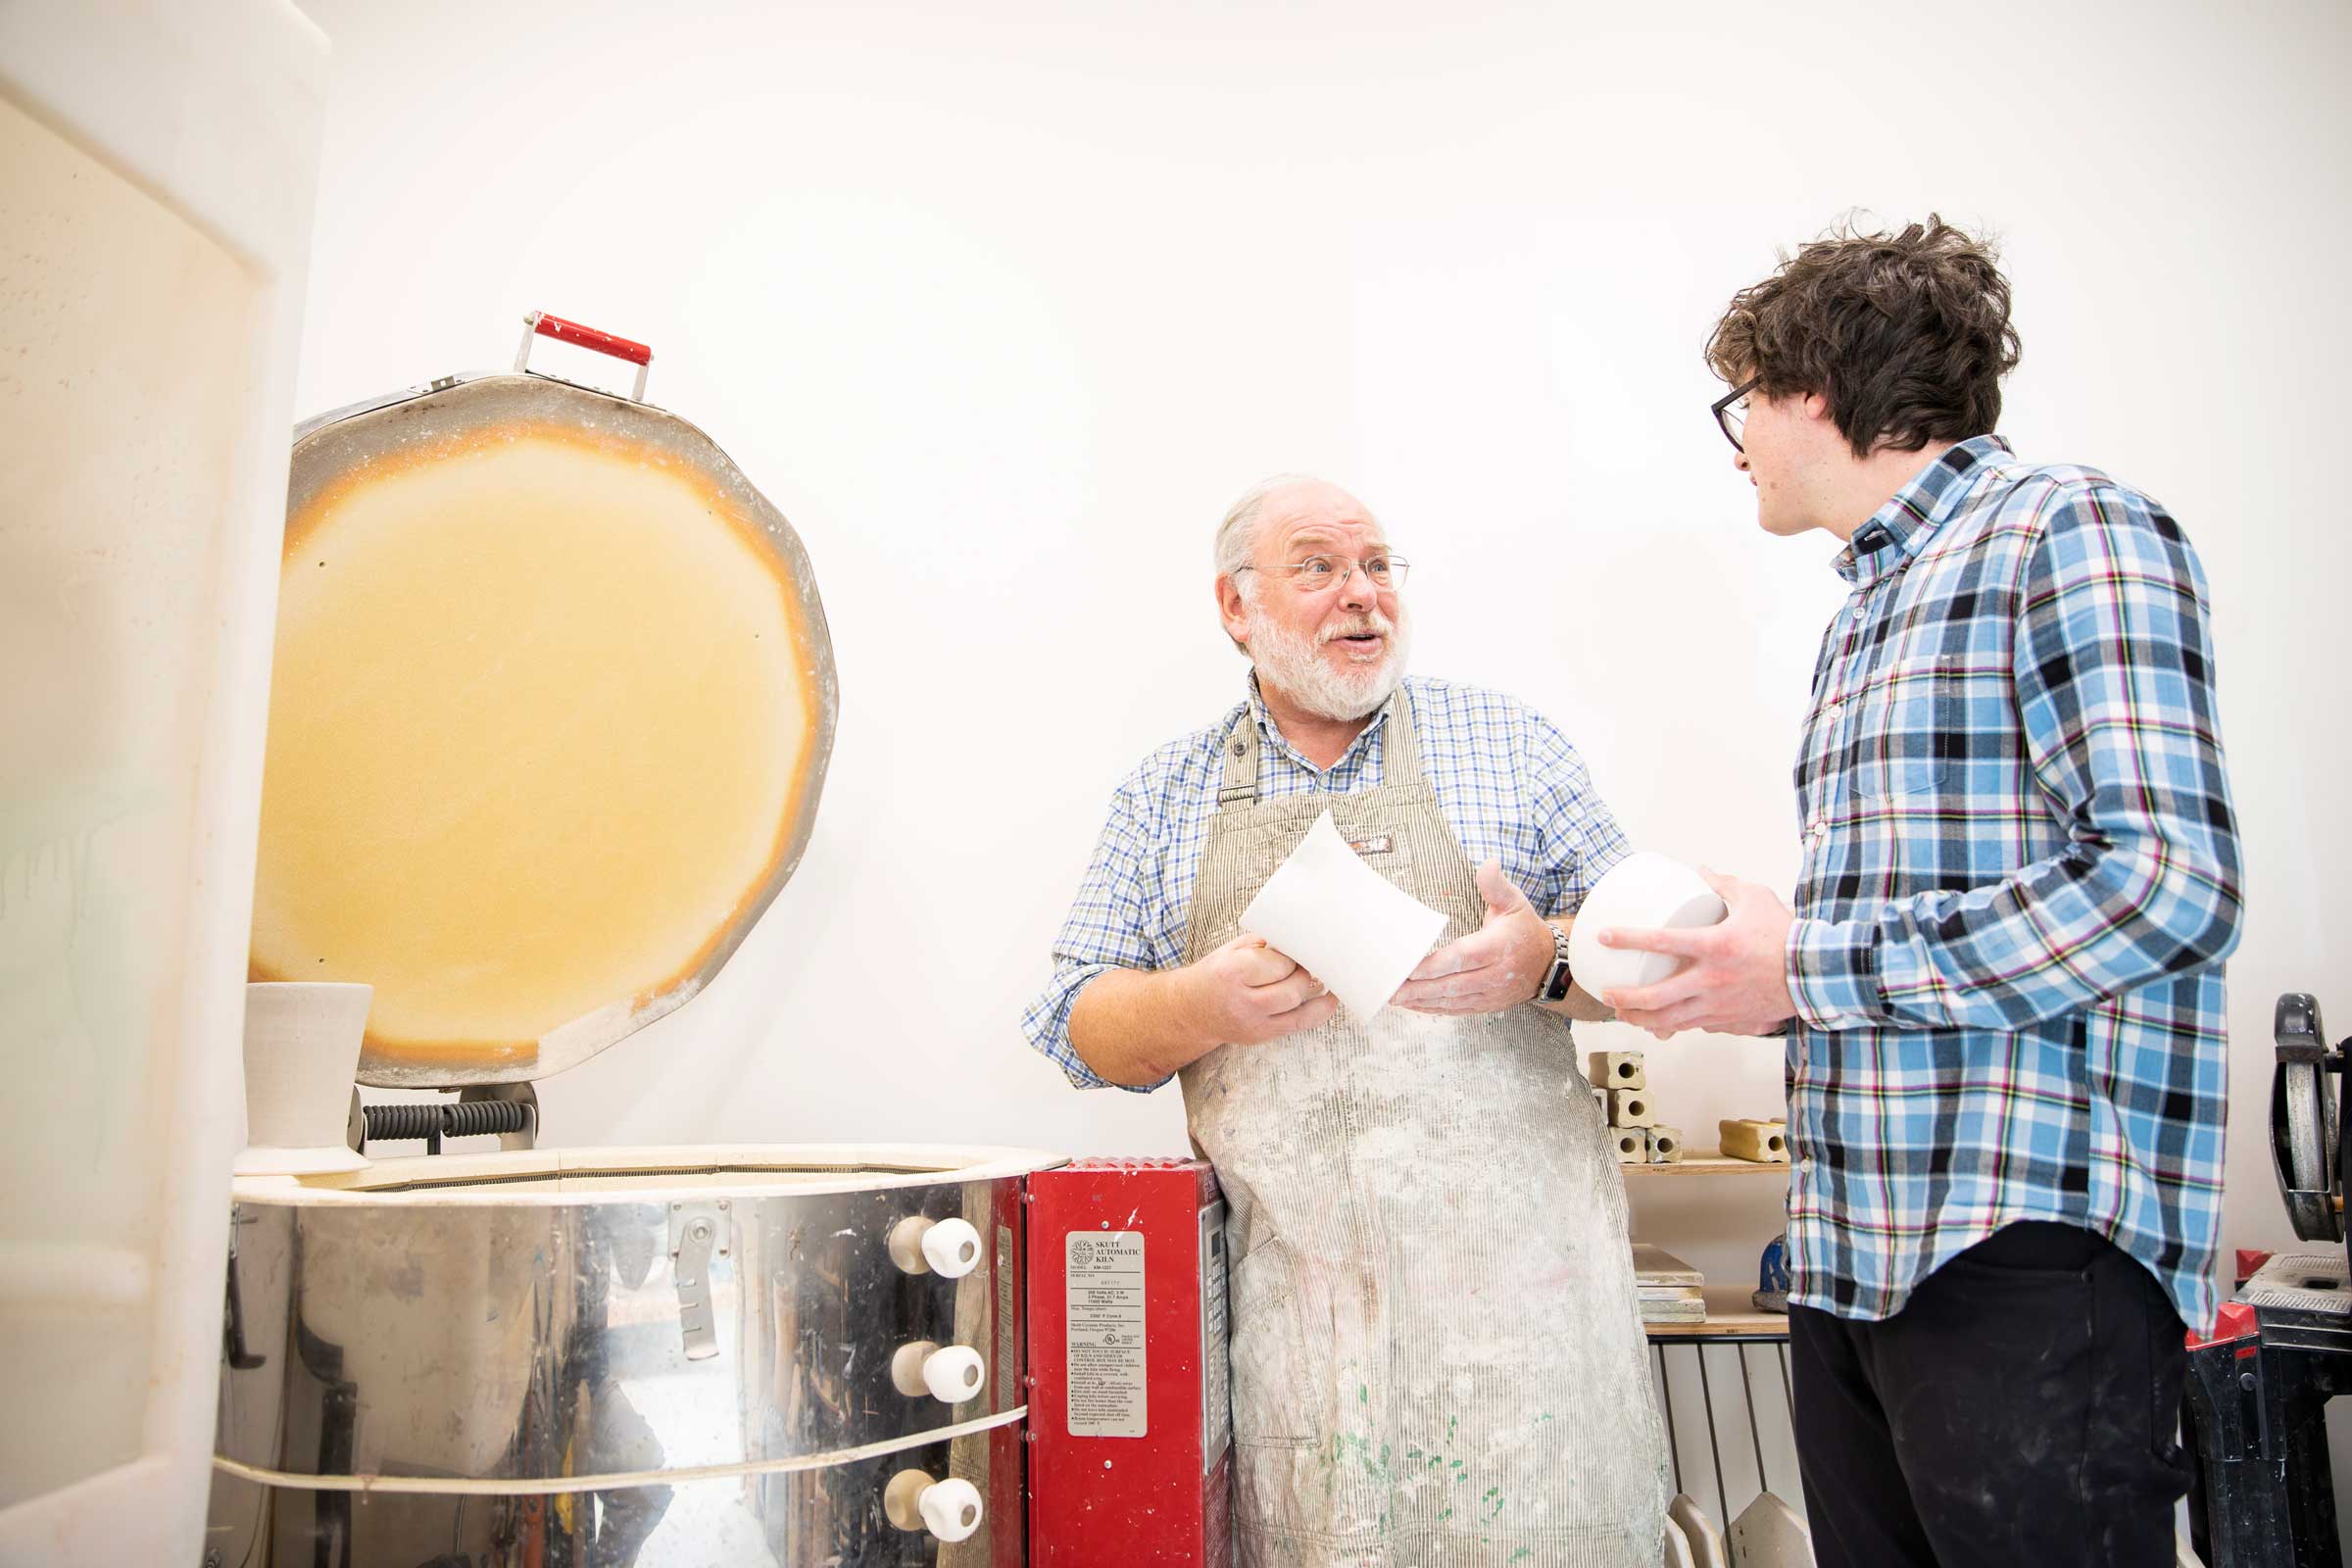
[1597,219,2242,1566]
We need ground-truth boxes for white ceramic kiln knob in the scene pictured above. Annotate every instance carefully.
[921,1217,983,1278]
[919,1477,985,1543]
[890,1341,987,1403]
[888,1214,983,1277]
[882,1470,986,1543]
[922,1344,986,1403]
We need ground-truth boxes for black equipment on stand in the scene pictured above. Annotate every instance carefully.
[2183,992,2352,1567]
[2271,993,2347,1260]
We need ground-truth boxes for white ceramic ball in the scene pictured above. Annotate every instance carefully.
[1566,852,1728,998]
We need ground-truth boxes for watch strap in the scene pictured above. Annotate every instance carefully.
[1539,921,1574,1003]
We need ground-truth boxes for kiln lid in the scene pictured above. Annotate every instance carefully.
[251,316,838,1087]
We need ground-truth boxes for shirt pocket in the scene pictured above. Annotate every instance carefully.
[1844,656,1960,801]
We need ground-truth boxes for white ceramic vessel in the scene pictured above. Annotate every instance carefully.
[1569,851,1730,998]
[236,983,371,1176]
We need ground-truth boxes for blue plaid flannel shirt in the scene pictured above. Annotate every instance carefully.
[1782,434,2242,1332]
[1022,673,1631,1091]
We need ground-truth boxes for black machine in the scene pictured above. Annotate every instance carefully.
[2271,992,2350,1258]
[2182,992,2352,1567]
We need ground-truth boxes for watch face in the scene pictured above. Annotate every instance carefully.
[1544,926,1574,1000]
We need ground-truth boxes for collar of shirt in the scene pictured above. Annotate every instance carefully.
[1834,433,2015,587]
[1245,669,1396,778]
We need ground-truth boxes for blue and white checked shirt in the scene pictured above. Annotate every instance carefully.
[1023,674,1631,1091]
[1782,434,2242,1332]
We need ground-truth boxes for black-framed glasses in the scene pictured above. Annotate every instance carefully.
[1712,375,1760,453]
[1233,554,1411,593]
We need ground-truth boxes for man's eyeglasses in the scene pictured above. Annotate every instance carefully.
[1233,554,1411,593]
[1712,376,1760,453]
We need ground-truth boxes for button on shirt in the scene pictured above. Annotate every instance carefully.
[1023,674,1630,1090]
[1784,434,2242,1331]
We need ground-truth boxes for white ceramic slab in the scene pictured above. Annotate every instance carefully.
[1239,808,1446,1022]
[0,3,326,1559]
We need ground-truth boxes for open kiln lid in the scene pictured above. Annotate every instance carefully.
[250,321,838,1088]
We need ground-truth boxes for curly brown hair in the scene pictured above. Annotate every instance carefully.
[1706,216,2021,460]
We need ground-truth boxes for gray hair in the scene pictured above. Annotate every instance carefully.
[1214,473,1325,581]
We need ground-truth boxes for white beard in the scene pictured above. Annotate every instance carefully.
[1244,596,1410,721]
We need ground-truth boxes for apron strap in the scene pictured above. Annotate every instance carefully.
[1216,684,1423,809]
[1216,713,1262,806]
[1381,684,1422,786]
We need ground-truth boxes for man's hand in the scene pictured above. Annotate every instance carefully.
[1599,868,1798,1039]
[1181,933,1338,1045]
[1392,859,1553,1015]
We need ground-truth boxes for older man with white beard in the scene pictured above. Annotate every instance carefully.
[1022,475,1669,1567]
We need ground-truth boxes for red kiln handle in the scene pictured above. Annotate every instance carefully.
[514,311,654,400]
[528,312,651,365]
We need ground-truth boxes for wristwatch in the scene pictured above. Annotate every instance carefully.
[1537,922,1575,1003]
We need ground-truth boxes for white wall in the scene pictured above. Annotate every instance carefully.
[296,0,2349,1515]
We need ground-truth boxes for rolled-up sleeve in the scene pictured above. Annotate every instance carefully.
[1019,773,1169,1092]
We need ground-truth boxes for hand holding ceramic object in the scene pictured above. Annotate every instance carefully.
[237,982,372,1175]
[1566,853,1728,998]
[1240,809,1447,1023]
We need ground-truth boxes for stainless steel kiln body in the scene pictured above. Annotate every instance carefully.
[210,1148,1051,1567]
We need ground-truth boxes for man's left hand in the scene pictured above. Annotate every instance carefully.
[1600,869,1799,1039]
[1392,859,1553,1015]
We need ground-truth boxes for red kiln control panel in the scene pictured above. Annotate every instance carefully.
[1026,1158,1232,1566]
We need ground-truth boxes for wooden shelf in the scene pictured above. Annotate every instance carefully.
[1644,1286,1790,1341]
[1621,1149,1790,1178]
[1620,1143,1790,1338]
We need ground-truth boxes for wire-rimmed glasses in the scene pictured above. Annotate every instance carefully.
[1233,554,1411,593]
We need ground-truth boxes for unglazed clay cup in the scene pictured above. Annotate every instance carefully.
[1567,852,1729,999]
[237,981,371,1175]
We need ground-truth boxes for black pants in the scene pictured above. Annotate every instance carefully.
[1788,1221,2192,1568]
